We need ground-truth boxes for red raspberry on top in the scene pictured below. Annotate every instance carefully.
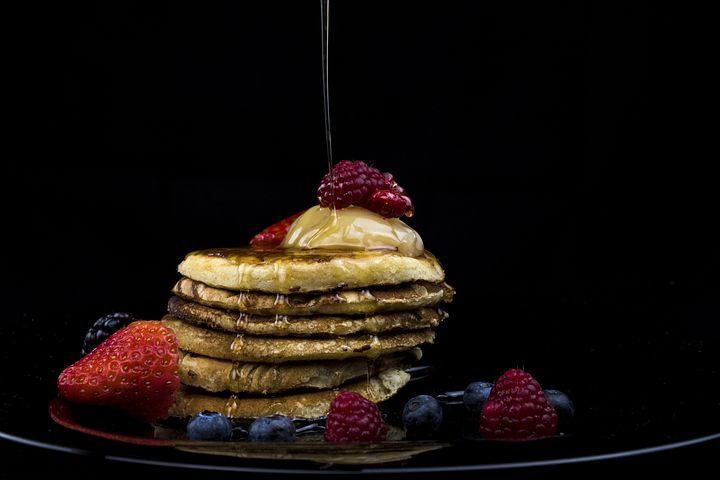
[57,321,180,423]
[480,368,558,441]
[324,391,388,443]
[365,188,414,219]
[317,160,413,218]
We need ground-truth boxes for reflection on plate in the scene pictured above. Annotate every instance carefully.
[172,440,448,466]
[48,397,174,447]
[48,397,449,466]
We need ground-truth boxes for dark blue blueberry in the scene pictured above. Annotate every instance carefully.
[248,414,296,442]
[402,395,443,437]
[186,411,233,441]
[544,389,575,426]
[82,312,134,355]
[463,381,493,414]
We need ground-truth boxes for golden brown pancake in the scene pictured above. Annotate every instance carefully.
[177,348,421,394]
[168,296,447,336]
[177,247,445,294]
[169,368,411,419]
[172,277,454,315]
[162,316,435,363]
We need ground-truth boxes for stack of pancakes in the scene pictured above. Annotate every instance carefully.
[163,247,454,420]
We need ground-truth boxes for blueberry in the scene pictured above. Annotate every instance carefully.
[82,312,134,355]
[463,381,493,414]
[402,395,443,437]
[248,414,296,442]
[544,389,575,426]
[186,411,233,441]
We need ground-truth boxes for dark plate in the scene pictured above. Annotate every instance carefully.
[1,301,719,474]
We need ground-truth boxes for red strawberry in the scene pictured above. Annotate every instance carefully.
[480,368,558,441]
[57,321,180,423]
[249,209,306,248]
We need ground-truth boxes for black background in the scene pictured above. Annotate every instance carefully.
[4,1,718,476]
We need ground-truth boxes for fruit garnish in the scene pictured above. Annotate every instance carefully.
[82,312,134,355]
[248,414,297,442]
[479,368,558,441]
[544,389,575,429]
[249,209,306,248]
[57,320,180,423]
[463,381,493,414]
[402,394,443,438]
[324,391,388,443]
[186,411,233,441]
[317,160,413,218]
[365,188,413,219]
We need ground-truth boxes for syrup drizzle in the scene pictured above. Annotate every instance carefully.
[229,362,242,390]
[230,334,245,359]
[225,394,240,417]
[320,0,337,217]
[236,312,249,330]
[320,0,333,172]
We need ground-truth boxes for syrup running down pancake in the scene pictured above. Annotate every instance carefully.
[176,348,421,394]
[178,246,445,294]
[168,296,447,336]
[172,277,454,316]
[170,368,411,420]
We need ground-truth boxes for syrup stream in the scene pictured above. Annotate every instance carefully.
[321,0,338,219]
[320,0,333,175]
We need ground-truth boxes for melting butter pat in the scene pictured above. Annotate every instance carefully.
[280,205,424,257]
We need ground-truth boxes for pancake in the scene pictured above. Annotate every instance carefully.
[177,348,421,394]
[169,368,411,419]
[172,277,455,315]
[168,296,447,336]
[162,316,435,362]
[178,247,445,293]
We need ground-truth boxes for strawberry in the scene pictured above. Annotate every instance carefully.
[57,321,180,423]
[249,209,306,248]
[479,368,558,441]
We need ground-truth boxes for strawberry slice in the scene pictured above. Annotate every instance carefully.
[250,209,306,248]
[57,321,180,423]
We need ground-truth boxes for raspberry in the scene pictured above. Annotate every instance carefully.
[324,391,387,443]
[317,160,386,210]
[317,160,413,217]
[479,368,558,441]
[365,189,413,218]
[380,172,405,193]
